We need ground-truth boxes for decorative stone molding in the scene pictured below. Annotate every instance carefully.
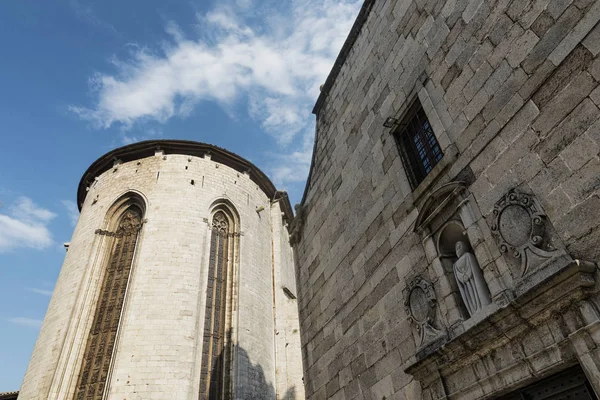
[404,276,443,347]
[491,189,563,278]
[95,211,144,237]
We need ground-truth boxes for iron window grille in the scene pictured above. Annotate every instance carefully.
[393,101,443,189]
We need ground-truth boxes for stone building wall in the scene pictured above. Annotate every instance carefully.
[19,142,304,399]
[295,0,600,399]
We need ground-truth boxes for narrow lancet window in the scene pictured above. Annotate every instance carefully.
[74,208,142,400]
[199,211,231,400]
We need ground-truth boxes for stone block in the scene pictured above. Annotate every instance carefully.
[463,61,493,101]
[531,71,597,138]
[532,45,594,109]
[531,11,556,37]
[549,0,600,65]
[584,117,600,145]
[583,21,600,56]
[506,30,540,68]
[521,6,582,73]
[486,128,539,184]
[464,87,490,121]
[547,0,573,19]
[487,23,525,68]
[481,68,528,122]
[529,156,572,197]
[535,96,600,164]
[558,130,599,170]
[561,157,600,204]
[555,194,600,239]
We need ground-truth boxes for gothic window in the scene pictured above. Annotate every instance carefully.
[393,101,443,189]
[199,210,235,400]
[74,206,143,400]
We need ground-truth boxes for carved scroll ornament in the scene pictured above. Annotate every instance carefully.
[404,277,442,347]
[491,190,561,277]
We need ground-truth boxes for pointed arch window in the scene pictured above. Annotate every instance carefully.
[199,209,237,400]
[74,206,143,400]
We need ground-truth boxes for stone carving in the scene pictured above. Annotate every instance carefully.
[404,277,442,346]
[95,210,143,237]
[491,190,561,277]
[453,241,491,317]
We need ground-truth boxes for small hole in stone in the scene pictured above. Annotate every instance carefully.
[191,179,195,185]
[185,166,188,170]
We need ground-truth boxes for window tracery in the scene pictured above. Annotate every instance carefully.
[199,209,235,400]
[74,208,142,400]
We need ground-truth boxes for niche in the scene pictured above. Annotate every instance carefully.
[415,181,503,328]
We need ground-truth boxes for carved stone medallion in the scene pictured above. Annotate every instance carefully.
[491,190,562,277]
[404,277,442,347]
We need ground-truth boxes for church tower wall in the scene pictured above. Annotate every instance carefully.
[19,141,304,400]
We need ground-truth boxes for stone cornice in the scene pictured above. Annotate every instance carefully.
[77,140,293,222]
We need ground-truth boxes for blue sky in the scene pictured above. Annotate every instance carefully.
[0,0,360,390]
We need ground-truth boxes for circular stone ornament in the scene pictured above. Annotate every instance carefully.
[404,277,437,326]
[409,286,430,323]
[498,204,532,247]
[491,189,558,277]
[404,276,442,346]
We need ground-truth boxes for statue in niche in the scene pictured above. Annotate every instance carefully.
[453,241,491,317]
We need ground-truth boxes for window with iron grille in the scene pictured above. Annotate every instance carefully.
[393,101,443,189]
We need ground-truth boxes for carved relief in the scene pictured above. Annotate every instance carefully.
[491,190,562,278]
[404,277,443,347]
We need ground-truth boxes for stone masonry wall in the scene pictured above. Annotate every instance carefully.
[296,0,600,399]
[20,150,302,400]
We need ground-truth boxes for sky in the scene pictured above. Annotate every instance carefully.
[0,0,361,390]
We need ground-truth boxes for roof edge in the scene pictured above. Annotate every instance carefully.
[311,0,376,115]
[302,0,375,205]
[77,140,293,222]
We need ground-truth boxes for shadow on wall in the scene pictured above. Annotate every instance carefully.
[207,346,297,400]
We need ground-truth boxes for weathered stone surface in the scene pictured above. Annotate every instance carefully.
[296,0,600,399]
[535,97,600,164]
[20,144,304,400]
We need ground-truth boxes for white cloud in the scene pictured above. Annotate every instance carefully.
[28,287,54,297]
[8,317,43,329]
[0,197,55,253]
[70,0,361,188]
[11,197,56,223]
[61,200,80,226]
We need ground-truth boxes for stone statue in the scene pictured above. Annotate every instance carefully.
[453,241,491,317]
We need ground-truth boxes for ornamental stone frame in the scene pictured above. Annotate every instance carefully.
[413,181,508,332]
[490,189,574,296]
[405,184,600,399]
[403,276,444,348]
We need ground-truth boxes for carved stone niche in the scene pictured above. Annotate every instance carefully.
[490,189,572,294]
[415,182,503,329]
[403,276,444,347]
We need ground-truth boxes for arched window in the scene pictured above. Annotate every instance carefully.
[74,204,143,400]
[199,207,238,400]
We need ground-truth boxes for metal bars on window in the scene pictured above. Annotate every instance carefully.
[394,101,443,189]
